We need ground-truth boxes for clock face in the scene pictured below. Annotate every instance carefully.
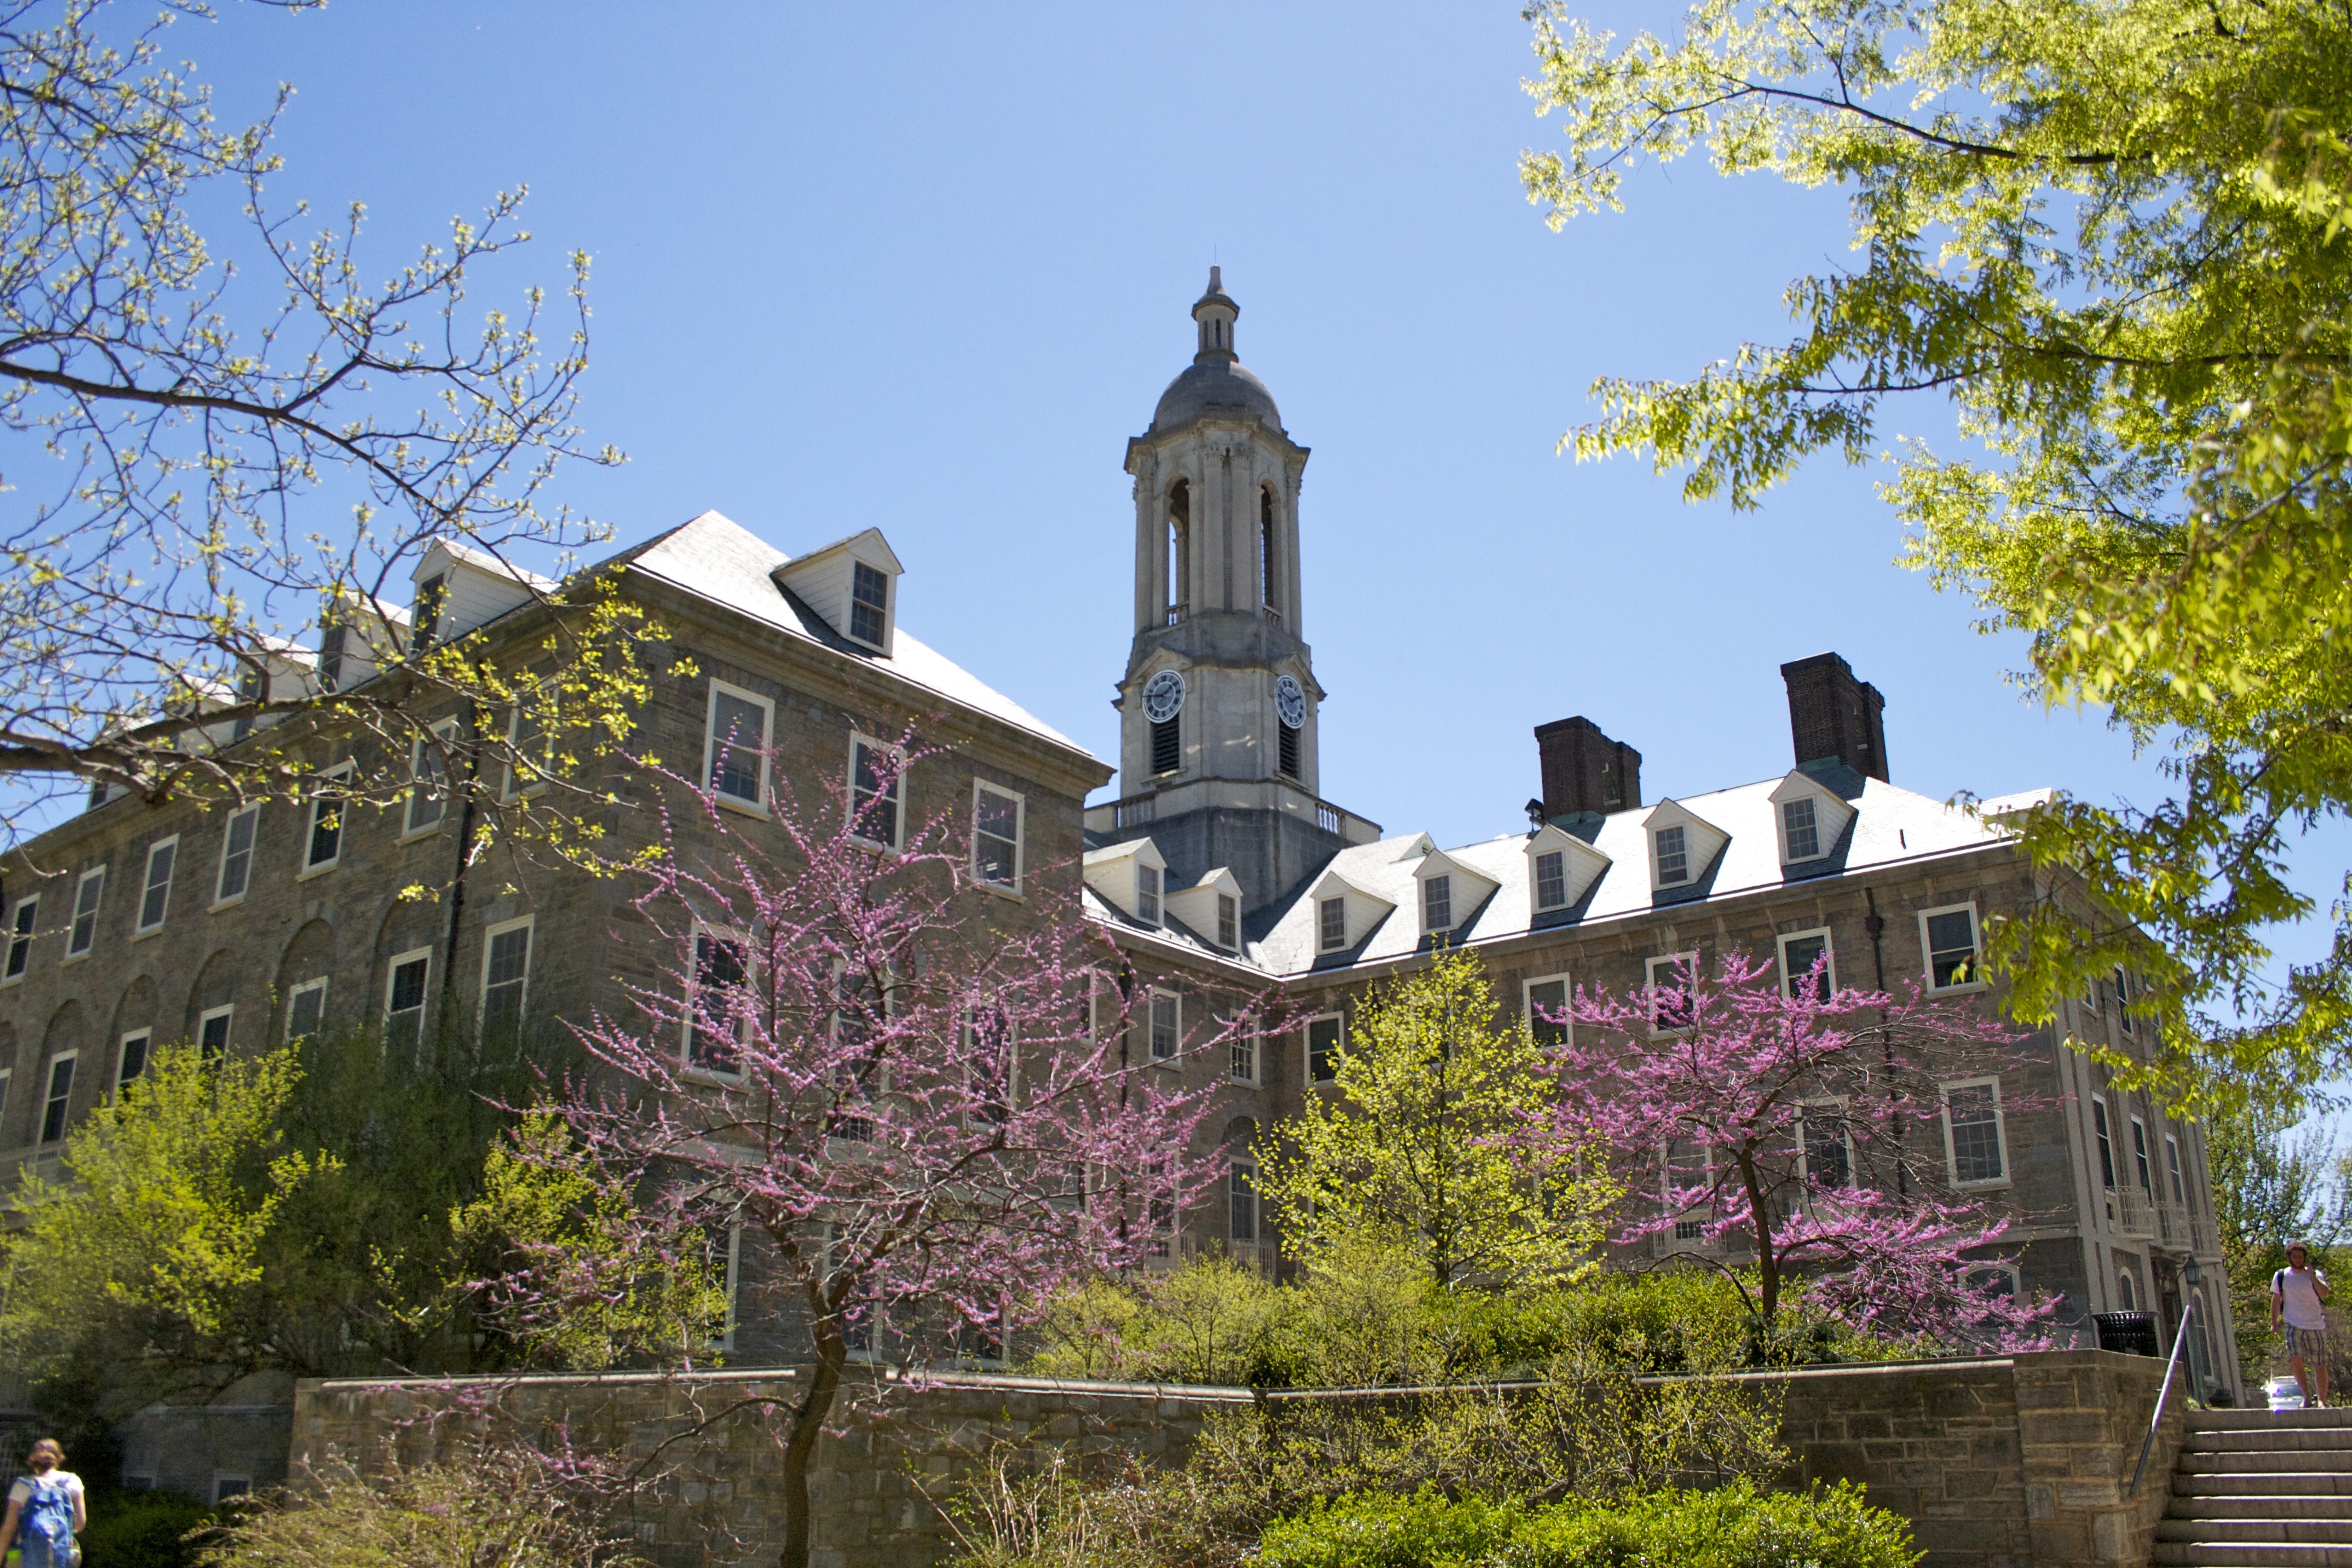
[1142,668,1186,724]
[1275,674,1307,730]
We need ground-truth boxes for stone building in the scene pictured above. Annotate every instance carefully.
[0,272,2242,1496]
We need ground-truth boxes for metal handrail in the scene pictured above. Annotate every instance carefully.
[2128,1299,2195,1497]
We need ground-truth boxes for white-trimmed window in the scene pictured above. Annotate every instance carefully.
[1798,1098,1852,1189]
[711,1223,743,1354]
[1423,874,1452,934]
[1664,1136,1713,1239]
[1780,796,1823,861]
[1919,903,1983,990]
[1149,987,1180,1062]
[411,571,447,652]
[383,948,433,1057]
[1317,897,1347,953]
[704,681,773,811]
[2114,1258,2139,1310]
[849,560,891,648]
[303,764,354,874]
[828,962,887,1142]
[65,866,105,958]
[848,733,904,849]
[117,1030,152,1088]
[479,916,534,1037]
[972,782,1024,892]
[1653,825,1690,886]
[686,924,751,1076]
[198,1004,234,1058]
[2091,1096,2117,1189]
[403,720,459,837]
[137,837,177,934]
[2129,1114,2154,1192]
[1229,1161,1258,1243]
[1532,849,1569,912]
[211,1475,251,1504]
[1136,864,1163,926]
[1306,1013,1344,1084]
[214,805,260,905]
[1215,893,1239,953]
[285,977,328,1042]
[4,895,36,982]
[1524,973,1570,1049]
[2165,1133,2187,1206]
[39,1052,76,1143]
[501,695,555,802]
[0,1068,11,1131]
[961,1005,1016,1125]
[1229,1020,1256,1084]
[1645,952,1698,1033]
[2114,966,2135,1037]
[1942,1077,2010,1187]
[1778,928,1835,1002]
[1965,1262,2020,1301]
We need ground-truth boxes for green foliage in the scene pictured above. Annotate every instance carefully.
[1254,1481,1917,1568]
[1521,0,2352,1111]
[2209,1101,2348,1379]
[1259,951,1612,1289]
[76,1488,226,1568]
[191,1453,648,1568]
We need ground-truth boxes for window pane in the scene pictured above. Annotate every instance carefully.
[1528,979,1569,1048]
[1217,894,1237,951]
[140,843,174,929]
[1137,867,1161,924]
[1948,1084,2004,1183]
[1149,992,1178,1059]
[974,789,1019,886]
[69,871,103,954]
[218,809,256,901]
[851,562,889,645]
[287,982,325,1041]
[5,898,35,979]
[1783,935,1831,1001]
[41,1057,74,1142]
[1655,825,1688,884]
[199,1010,232,1058]
[1424,874,1451,932]
[118,1033,149,1086]
[1782,797,1820,860]
[1535,850,1566,910]
[710,691,766,803]
[1308,1016,1341,1082]
[308,788,344,867]
[407,736,448,832]
[1926,909,1978,986]
[1229,1164,1257,1243]
[1318,897,1346,952]
[690,933,748,1073]
[483,925,531,1035]
[1803,1112,1851,1189]
[2092,1099,2116,1187]
[852,742,900,843]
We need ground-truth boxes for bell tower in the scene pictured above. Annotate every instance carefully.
[1086,270,1377,913]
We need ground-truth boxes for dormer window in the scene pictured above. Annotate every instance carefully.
[1216,893,1238,952]
[1318,897,1347,952]
[1782,797,1821,860]
[1137,864,1162,926]
[1655,825,1689,886]
[1423,874,1452,933]
[849,561,890,647]
[1534,850,1567,911]
[411,573,446,653]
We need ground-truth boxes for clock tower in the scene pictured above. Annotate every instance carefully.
[1086,271,1377,914]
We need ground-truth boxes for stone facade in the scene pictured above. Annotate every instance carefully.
[291,1350,2187,1568]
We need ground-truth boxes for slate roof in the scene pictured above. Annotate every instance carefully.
[1178,766,2024,979]
[623,509,1096,763]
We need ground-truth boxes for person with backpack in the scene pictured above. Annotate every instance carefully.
[0,1438,85,1568]
[2272,1240,2336,1409]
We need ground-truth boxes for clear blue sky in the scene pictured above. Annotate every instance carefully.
[166,2,2343,989]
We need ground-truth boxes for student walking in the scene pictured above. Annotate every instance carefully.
[2272,1240,2336,1408]
[0,1438,85,1568]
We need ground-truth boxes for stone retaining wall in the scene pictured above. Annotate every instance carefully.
[293,1349,2186,1568]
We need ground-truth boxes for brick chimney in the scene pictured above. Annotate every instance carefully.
[1779,652,1889,781]
[1534,716,1641,820]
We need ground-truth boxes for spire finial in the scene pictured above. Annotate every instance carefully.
[1191,269,1238,362]
[1207,264,1222,295]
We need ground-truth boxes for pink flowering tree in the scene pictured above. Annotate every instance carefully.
[555,742,1248,1568]
[1532,951,2056,1351]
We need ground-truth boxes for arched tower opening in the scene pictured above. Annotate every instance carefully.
[1165,479,1191,626]
[1259,484,1279,619]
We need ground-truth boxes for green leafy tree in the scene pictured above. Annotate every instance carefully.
[1258,949,1610,1290]
[1520,0,2352,1111]
[2209,1100,2348,1378]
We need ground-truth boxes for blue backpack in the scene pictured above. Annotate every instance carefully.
[20,1474,74,1550]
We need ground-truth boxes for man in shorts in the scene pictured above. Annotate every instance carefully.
[2272,1239,2334,1408]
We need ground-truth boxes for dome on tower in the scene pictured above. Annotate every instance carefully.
[1150,267,1284,433]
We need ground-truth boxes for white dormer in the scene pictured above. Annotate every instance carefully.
[1165,867,1245,953]
[315,589,409,693]
[1641,799,1730,898]
[772,528,904,656]
[1082,837,1168,927]
[1413,847,1499,937]
[1305,867,1396,956]
[410,539,552,651]
[1767,770,1858,868]
[1524,823,1612,916]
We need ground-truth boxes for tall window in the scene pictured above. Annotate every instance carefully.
[1229,1024,1255,1083]
[849,561,890,647]
[1779,930,1834,1002]
[1526,975,1570,1049]
[1215,893,1238,952]
[285,978,328,1041]
[1135,864,1162,926]
[962,1006,1014,1126]
[198,1005,233,1058]
[1229,1162,1258,1243]
[1149,988,1179,1061]
[849,736,904,849]
[404,722,458,835]
[705,683,771,809]
[1943,1079,2008,1186]
[305,765,353,872]
[2114,966,2135,1036]
[3,896,35,982]
[1318,897,1347,953]
[384,950,432,1057]
[1654,824,1689,885]
[687,928,750,1074]
[316,618,347,692]
[1307,1014,1343,1083]
[1259,487,1278,616]
[1782,796,1821,860]
[67,866,105,957]
[230,665,263,742]
[972,783,1023,892]
[1921,904,1982,989]
[1534,850,1567,912]
[1645,952,1698,1032]
[1665,1137,1711,1239]
[2092,1097,2117,1188]
[1165,480,1190,623]
[411,572,447,652]
[502,693,554,802]
[480,918,534,1037]
[1801,1102,1852,1189]
[137,838,177,933]
[117,1030,151,1088]
[215,805,260,904]
[39,1054,75,1143]
[2115,1263,2138,1310]
[2129,1116,2154,1191]
[2165,1135,2187,1205]
[1422,874,1452,933]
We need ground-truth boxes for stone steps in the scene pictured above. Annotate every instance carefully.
[2161,1413,2352,1567]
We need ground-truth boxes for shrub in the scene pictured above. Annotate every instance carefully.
[1255,1480,1919,1568]
[77,1488,224,1568]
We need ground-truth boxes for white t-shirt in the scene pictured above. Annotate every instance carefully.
[8,1469,83,1512]
[2275,1265,2330,1330]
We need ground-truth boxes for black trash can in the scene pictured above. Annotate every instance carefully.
[2092,1310,2161,1356]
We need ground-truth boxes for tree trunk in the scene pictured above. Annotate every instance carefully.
[778,1347,846,1568]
